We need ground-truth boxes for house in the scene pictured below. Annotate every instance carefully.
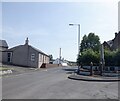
[0,40,8,51]
[112,32,120,50]
[2,38,50,68]
[0,40,8,63]
[103,40,113,50]
[53,58,68,66]
[103,31,120,51]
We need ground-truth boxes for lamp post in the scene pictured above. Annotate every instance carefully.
[69,23,80,74]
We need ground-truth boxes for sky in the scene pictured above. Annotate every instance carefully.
[1,1,118,61]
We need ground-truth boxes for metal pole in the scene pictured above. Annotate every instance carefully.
[100,44,105,76]
[78,24,80,55]
[101,44,105,72]
[77,24,80,74]
[69,23,81,74]
[59,48,61,66]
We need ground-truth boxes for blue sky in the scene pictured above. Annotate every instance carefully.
[2,2,118,61]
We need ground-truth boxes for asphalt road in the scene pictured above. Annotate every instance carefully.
[2,66,119,99]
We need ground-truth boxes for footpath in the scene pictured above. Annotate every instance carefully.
[0,64,39,77]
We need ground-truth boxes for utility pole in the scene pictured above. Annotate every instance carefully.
[100,44,105,76]
[59,48,61,66]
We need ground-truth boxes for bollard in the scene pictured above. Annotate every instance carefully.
[77,65,80,74]
[99,62,102,76]
[90,62,93,76]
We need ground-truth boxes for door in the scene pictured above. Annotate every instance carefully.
[7,52,12,63]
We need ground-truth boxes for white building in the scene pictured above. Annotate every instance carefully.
[53,58,68,66]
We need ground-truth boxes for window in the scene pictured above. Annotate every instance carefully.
[45,56,46,62]
[31,54,35,61]
[43,55,44,63]
[7,52,12,62]
[39,54,42,62]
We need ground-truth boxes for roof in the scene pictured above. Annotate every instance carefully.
[0,40,8,48]
[5,44,49,57]
[29,45,49,57]
[106,40,113,47]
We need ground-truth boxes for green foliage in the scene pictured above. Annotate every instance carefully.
[104,49,116,66]
[104,49,120,66]
[77,32,120,66]
[77,49,100,66]
[114,49,120,66]
[77,33,100,65]
[49,54,53,61]
[80,33,100,52]
[77,48,120,66]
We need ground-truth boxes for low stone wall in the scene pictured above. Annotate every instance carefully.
[41,63,62,68]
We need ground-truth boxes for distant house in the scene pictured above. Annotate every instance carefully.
[103,40,113,50]
[2,38,50,68]
[0,40,8,63]
[0,40,8,51]
[53,58,68,66]
[103,31,120,51]
[112,32,120,50]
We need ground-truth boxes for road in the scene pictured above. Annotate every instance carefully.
[2,66,119,99]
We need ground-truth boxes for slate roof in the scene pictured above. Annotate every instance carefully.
[29,45,49,57]
[106,40,113,47]
[5,44,49,57]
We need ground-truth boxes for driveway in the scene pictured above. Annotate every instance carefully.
[2,66,119,99]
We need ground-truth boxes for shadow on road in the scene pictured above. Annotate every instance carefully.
[62,68,77,74]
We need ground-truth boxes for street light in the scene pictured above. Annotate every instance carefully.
[69,23,81,74]
[69,23,80,57]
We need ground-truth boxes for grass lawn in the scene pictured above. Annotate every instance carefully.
[0,67,13,71]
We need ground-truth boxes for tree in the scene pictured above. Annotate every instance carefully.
[77,49,100,65]
[80,33,100,52]
[49,54,53,64]
[77,33,100,65]
[102,48,120,66]
[104,49,115,66]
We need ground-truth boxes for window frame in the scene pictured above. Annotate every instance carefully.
[31,53,35,62]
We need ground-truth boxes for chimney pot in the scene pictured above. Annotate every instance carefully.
[115,32,118,37]
[25,37,29,45]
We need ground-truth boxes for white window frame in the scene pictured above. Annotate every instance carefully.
[31,53,35,61]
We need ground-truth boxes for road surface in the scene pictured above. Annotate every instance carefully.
[2,66,119,99]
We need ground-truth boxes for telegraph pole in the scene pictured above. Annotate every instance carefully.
[59,48,61,66]
[100,44,105,76]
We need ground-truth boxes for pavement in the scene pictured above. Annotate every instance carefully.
[68,74,120,82]
[1,64,40,77]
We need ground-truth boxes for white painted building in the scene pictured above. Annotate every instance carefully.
[53,58,68,66]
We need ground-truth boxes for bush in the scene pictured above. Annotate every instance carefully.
[104,49,116,66]
[77,49,99,66]
[77,48,120,66]
[104,49,120,66]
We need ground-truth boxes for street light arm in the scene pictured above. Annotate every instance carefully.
[69,24,74,26]
[69,24,80,26]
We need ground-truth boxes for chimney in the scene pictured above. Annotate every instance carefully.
[118,31,120,34]
[115,32,118,37]
[25,37,29,45]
